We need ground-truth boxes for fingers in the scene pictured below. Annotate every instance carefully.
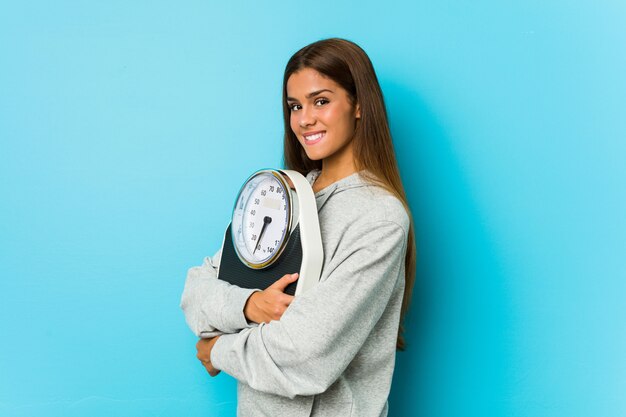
[199,359,220,377]
[197,348,220,376]
[256,292,293,321]
[280,293,294,306]
[196,340,208,361]
[269,272,299,291]
[203,361,221,377]
[272,294,295,319]
[253,275,298,323]
[195,337,221,377]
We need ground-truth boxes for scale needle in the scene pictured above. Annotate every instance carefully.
[253,216,272,255]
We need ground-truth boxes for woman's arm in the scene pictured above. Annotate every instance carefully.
[209,220,408,398]
[180,248,260,338]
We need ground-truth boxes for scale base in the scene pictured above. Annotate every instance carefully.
[218,223,303,296]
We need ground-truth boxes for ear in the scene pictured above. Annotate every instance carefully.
[355,103,361,119]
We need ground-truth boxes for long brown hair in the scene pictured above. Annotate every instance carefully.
[281,38,417,350]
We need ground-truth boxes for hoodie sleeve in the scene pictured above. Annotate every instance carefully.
[210,220,407,398]
[180,248,259,338]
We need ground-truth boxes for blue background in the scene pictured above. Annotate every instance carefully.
[1,1,625,416]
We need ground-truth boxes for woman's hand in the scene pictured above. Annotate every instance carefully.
[244,273,298,324]
[197,336,221,377]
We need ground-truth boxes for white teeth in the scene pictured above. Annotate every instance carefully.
[305,132,325,141]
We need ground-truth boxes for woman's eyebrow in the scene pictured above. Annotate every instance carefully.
[287,89,334,101]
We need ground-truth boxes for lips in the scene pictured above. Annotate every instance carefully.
[303,131,326,145]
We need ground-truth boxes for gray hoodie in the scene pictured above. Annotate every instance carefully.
[181,169,409,417]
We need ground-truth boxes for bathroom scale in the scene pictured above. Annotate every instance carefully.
[217,169,323,296]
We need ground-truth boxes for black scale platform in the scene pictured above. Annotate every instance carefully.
[217,223,303,296]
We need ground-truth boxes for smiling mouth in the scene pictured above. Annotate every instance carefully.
[303,132,325,144]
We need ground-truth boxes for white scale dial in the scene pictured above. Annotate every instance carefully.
[232,171,294,268]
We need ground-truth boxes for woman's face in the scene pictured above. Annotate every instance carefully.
[286,68,360,163]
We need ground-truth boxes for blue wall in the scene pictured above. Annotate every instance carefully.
[1,1,624,416]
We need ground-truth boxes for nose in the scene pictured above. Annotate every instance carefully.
[298,106,315,128]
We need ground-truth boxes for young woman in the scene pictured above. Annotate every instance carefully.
[181,38,416,417]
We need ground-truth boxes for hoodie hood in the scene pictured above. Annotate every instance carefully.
[305,169,376,212]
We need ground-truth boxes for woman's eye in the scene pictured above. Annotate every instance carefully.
[289,103,302,111]
[315,98,329,106]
